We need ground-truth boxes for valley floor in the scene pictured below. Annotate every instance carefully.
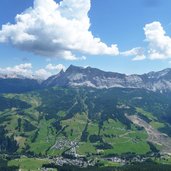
[1,153,171,171]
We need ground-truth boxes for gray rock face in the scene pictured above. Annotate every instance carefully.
[42,65,171,91]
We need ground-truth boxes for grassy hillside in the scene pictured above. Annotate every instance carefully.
[1,87,171,169]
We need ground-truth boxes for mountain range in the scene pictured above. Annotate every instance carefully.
[1,65,171,170]
[43,65,171,92]
[1,65,171,93]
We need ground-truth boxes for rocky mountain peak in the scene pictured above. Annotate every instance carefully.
[66,65,84,73]
[42,65,171,91]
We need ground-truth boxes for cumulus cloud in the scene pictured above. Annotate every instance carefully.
[0,0,119,60]
[144,22,171,60]
[0,63,66,80]
[122,21,171,61]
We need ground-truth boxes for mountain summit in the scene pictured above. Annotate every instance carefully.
[42,65,171,92]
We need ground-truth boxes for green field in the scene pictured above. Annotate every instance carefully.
[1,87,171,169]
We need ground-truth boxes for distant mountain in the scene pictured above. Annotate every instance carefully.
[0,73,31,79]
[0,78,41,93]
[2,65,171,94]
[42,65,171,92]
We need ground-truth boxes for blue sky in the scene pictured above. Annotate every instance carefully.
[0,0,171,78]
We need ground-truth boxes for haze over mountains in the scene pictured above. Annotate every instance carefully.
[1,65,171,93]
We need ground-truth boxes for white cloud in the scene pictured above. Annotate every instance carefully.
[121,47,146,61]
[121,21,171,61]
[0,63,66,80]
[144,21,171,60]
[46,63,66,71]
[0,0,119,60]
[0,63,33,78]
[34,68,51,80]
[132,55,146,61]
[121,47,145,56]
